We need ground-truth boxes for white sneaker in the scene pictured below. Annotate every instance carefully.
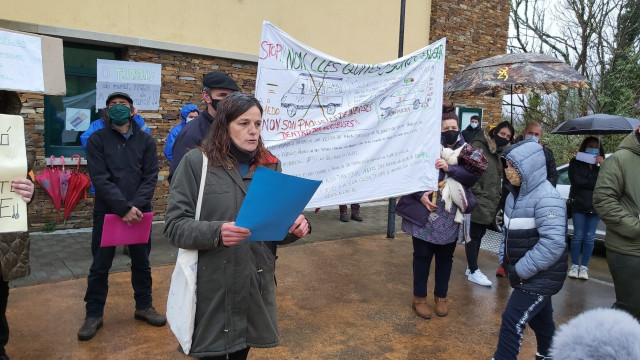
[568,264,579,278]
[578,265,589,280]
[467,269,492,287]
[465,267,470,276]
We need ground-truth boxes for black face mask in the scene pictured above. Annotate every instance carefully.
[494,134,510,148]
[441,130,459,146]
[211,98,220,111]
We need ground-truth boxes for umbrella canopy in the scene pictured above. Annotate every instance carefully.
[36,156,62,212]
[63,155,91,220]
[59,156,71,205]
[444,53,589,97]
[551,114,640,135]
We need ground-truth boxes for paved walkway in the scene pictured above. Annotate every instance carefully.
[5,202,615,359]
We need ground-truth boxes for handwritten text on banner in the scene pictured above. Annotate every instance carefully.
[255,21,446,208]
[0,115,28,233]
[96,59,161,110]
[0,30,44,93]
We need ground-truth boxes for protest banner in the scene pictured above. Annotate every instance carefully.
[96,59,161,110]
[0,29,45,93]
[255,21,445,208]
[0,115,28,232]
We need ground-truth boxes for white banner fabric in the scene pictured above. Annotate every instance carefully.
[256,22,445,208]
[0,30,45,93]
[0,115,28,233]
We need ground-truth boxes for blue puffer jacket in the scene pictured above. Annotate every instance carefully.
[164,104,200,161]
[80,114,149,149]
[499,140,567,296]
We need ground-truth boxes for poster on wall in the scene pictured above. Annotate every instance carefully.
[95,59,161,110]
[0,29,45,93]
[0,115,28,233]
[65,108,91,132]
[255,21,446,208]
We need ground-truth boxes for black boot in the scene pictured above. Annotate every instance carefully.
[350,204,362,221]
[339,205,349,222]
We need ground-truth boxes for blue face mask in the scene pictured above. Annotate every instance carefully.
[525,134,539,143]
[470,123,478,129]
[585,148,599,155]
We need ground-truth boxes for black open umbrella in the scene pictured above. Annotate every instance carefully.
[551,114,640,135]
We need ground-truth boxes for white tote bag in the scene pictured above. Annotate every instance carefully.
[166,153,208,354]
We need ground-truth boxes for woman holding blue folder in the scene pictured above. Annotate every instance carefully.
[165,92,310,360]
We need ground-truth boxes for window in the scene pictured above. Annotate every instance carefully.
[44,43,120,157]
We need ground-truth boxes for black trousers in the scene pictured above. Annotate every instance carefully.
[200,348,250,360]
[412,237,457,298]
[0,272,8,356]
[84,213,153,317]
[465,221,488,273]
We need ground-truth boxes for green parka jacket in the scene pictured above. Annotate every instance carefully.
[593,131,640,256]
[470,129,504,225]
[164,149,297,358]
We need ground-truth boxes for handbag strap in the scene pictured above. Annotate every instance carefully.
[195,152,208,221]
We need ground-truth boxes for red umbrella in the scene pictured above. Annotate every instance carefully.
[63,155,92,220]
[59,156,71,205]
[36,155,62,212]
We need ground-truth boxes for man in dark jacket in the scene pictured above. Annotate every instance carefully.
[461,115,482,143]
[493,140,567,360]
[168,72,239,181]
[78,92,165,341]
[520,122,558,186]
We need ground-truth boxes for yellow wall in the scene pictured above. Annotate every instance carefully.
[0,0,430,63]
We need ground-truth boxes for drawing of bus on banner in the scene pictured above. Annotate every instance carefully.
[280,73,346,118]
[377,79,429,121]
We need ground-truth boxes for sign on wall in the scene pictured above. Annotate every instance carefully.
[0,115,28,233]
[0,29,45,93]
[255,22,446,208]
[95,59,161,110]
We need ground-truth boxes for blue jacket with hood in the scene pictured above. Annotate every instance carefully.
[164,104,200,161]
[80,114,149,149]
[499,140,567,296]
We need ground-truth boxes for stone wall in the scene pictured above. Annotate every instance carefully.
[429,0,510,126]
[21,48,257,231]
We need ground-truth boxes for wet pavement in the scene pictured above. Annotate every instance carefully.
[6,202,615,359]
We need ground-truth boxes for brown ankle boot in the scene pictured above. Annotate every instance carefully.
[434,296,448,317]
[412,296,432,319]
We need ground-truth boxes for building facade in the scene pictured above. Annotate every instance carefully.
[0,0,508,230]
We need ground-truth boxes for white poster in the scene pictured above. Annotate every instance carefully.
[0,30,45,92]
[96,59,161,110]
[0,115,28,233]
[256,22,445,208]
[65,108,91,131]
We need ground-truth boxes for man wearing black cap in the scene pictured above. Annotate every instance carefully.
[78,91,166,341]
[168,71,239,181]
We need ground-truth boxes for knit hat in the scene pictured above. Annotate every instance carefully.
[106,92,133,106]
[202,72,240,91]
[442,103,459,121]
[180,104,200,121]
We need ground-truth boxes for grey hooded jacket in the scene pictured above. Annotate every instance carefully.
[499,140,568,296]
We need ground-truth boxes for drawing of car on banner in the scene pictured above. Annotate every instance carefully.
[378,79,427,119]
[281,73,345,117]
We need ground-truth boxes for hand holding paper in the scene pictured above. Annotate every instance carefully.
[220,222,251,246]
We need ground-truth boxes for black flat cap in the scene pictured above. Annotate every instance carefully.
[202,72,239,91]
[106,92,134,106]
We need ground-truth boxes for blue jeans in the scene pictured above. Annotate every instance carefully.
[571,212,599,266]
[412,238,456,298]
[494,289,555,360]
[84,213,153,317]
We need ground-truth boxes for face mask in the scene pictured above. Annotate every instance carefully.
[525,134,539,143]
[470,123,478,129]
[186,117,196,123]
[504,167,522,187]
[585,148,599,155]
[108,104,131,126]
[494,134,510,148]
[211,98,220,111]
[441,130,459,145]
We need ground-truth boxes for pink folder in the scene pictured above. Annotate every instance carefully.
[100,213,153,247]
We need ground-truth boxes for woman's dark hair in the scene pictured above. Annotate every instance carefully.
[578,136,605,157]
[489,121,515,141]
[201,92,271,167]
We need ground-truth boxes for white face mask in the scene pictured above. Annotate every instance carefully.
[525,134,539,143]
[186,117,197,123]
